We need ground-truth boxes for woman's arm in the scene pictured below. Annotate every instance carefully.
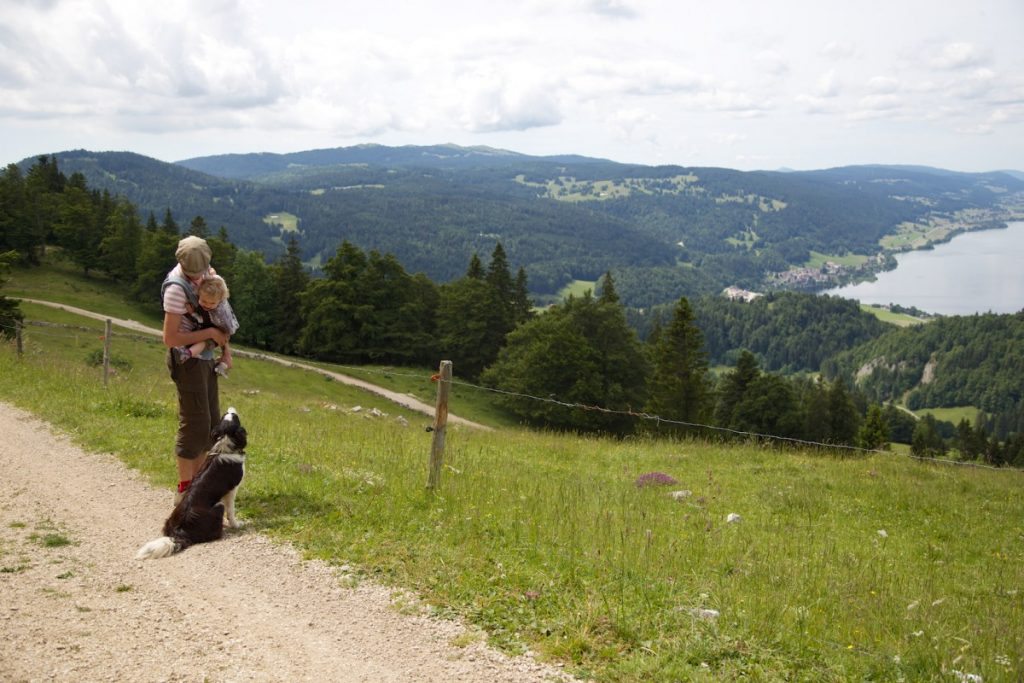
[162,313,228,348]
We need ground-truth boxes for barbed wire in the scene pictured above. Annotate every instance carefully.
[2,317,1015,471]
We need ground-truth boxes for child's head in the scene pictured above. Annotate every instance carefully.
[198,274,229,310]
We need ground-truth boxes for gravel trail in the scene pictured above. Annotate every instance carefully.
[0,402,569,682]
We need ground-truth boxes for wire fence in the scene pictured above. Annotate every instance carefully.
[1,316,1015,472]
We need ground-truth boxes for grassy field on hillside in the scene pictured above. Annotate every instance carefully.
[2,267,1023,681]
[861,304,927,327]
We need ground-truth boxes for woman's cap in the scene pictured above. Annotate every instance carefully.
[176,236,211,276]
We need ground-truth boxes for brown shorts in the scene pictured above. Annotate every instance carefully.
[166,350,220,460]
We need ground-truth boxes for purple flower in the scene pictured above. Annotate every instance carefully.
[635,471,679,487]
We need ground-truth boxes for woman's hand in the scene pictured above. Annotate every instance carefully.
[208,328,228,347]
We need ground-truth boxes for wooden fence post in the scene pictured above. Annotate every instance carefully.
[427,360,452,490]
[102,319,112,387]
[15,320,23,357]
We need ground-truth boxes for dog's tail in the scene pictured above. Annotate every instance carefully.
[134,536,181,560]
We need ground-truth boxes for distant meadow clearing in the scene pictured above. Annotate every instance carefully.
[1,300,1022,682]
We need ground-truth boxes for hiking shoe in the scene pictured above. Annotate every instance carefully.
[214,362,229,378]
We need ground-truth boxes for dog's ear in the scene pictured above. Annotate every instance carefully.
[231,425,248,452]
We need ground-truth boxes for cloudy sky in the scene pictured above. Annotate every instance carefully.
[2,0,1022,172]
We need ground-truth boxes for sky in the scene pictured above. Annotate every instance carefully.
[2,0,1023,172]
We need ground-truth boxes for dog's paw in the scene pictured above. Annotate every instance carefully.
[227,519,246,530]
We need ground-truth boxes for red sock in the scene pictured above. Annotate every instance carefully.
[177,480,192,493]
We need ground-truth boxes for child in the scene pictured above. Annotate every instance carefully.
[175,274,239,376]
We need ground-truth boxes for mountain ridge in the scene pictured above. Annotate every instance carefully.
[19,145,1024,306]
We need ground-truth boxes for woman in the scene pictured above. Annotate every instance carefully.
[162,236,232,504]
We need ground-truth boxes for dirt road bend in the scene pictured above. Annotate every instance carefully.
[17,298,490,430]
[0,402,569,682]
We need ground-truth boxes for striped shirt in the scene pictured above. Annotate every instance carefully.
[162,264,216,334]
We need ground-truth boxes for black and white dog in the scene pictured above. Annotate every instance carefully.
[136,407,247,560]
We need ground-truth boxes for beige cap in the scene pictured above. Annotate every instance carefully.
[176,236,211,277]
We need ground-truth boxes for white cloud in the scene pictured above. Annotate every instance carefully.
[816,70,841,98]
[867,76,900,94]
[1,0,1022,171]
[931,42,988,70]
[580,0,639,19]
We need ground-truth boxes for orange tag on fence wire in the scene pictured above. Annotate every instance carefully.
[431,374,440,382]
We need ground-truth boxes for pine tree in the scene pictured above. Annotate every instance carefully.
[272,237,309,355]
[598,271,619,305]
[188,215,209,237]
[645,297,711,429]
[827,378,860,445]
[0,250,24,339]
[466,253,484,279]
[98,200,143,283]
[857,404,890,450]
[715,350,761,428]
[512,267,533,324]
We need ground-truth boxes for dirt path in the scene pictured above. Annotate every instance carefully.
[17,298,490,430]
[0,402,568,682]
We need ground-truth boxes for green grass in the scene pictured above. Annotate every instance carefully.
[557,279,598,301]
[3,268,1024,681]
[915,406,981,426]
[805,251,871,269]
[263,211,300,232]
[861,304,927,327]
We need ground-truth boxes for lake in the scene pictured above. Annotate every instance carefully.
[822,221,1024,315]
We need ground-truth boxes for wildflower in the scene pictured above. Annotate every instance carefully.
[951,670,983,683]
[877,529,888,538]
[692,608,719,620]
[635,471,678,487]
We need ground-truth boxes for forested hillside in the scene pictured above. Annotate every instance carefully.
[629,292,892,373]
[3,155,1023,465]
[826,313,1024,438]
[25,146,1024,307]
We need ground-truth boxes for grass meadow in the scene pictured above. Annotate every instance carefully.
[2,266,1023,681]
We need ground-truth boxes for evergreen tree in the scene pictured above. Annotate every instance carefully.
[207,226,238,280]
[229,249,277,349]
[188,215,209,238]
[0,250,24,339]
[299,241,367,361]
[98,200,143,283]
[858,404,890,450]
[484,242,516,343]
[827,378,860,445]
[55,172,105,275]
[512,266,533,324]
[271,237,309,355]
[645,297,711,430]
[436,275,494,379]
[161,208,179,235]
[793,377,828,443]
[598,270,619,305]
[466,253,484,279]
[733,373,803,439]
[715,349,761,428]
[132,217,181,310]
[911,414,945,458]
[23,155,65,264]
[0,165,32,260]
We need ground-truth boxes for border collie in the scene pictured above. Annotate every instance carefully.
[136,407,247,560]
